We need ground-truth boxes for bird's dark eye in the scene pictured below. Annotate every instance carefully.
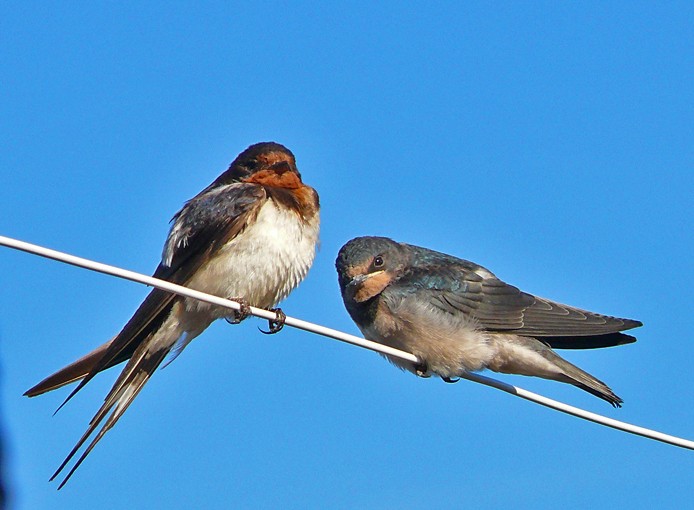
[373,256,384,268]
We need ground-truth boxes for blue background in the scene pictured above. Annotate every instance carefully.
[1,2,693,509]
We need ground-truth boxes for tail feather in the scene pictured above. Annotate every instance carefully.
[52,339,172,489]
[571,381,623,407]
[535,342,623,407]
[25,336,127,398]
[490,335,624,407]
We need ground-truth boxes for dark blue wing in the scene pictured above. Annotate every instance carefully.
[393,246,641,348]
[32,183,267,400]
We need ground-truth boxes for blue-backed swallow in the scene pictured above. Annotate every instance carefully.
[336,236,640,407]
[26,142,320,488]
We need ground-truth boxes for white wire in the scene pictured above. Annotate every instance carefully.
[1,234,692,451]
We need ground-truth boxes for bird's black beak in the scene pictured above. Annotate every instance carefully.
[344,274,368,298]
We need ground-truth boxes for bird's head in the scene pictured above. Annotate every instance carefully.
[213,142,302,186]
[336,236,411,304]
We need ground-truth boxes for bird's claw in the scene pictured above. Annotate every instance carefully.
[225,298,251,325]
[414,361,430,378]
[442,376,460,384]
[260,308,286,334]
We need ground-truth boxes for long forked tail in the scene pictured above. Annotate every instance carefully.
[52,340,171,489]
[25,337,122,397]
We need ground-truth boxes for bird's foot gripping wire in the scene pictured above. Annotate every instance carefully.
[441,376,460,384]
[414,361,431,378]
[260,308,286,334]
[225,298,252,325]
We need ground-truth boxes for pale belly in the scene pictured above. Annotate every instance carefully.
[366,296,496,377]
[179,200,319,330]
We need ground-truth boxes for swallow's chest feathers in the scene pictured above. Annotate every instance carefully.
[365,292,495,377]
[185,199,319,313]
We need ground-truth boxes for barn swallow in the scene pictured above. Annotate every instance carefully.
[26,142,320,488]
[336,236,640,407]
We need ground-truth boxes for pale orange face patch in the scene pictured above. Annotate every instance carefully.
[344,260,372,281]
[353,270,393,302]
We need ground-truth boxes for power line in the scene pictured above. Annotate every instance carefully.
[1,234,692,451]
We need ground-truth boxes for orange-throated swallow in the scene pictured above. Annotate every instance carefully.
[26,142,320,488]
[336,236,640,407]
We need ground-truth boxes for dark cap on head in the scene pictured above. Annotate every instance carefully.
[213,142,298,186]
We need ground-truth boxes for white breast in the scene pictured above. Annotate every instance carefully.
[181,199,319,324]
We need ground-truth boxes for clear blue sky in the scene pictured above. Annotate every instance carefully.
[1,2,692,509]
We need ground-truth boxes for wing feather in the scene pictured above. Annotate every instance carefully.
[26,183,266,399]
[39,182,269,486]
[396,260,641,349]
